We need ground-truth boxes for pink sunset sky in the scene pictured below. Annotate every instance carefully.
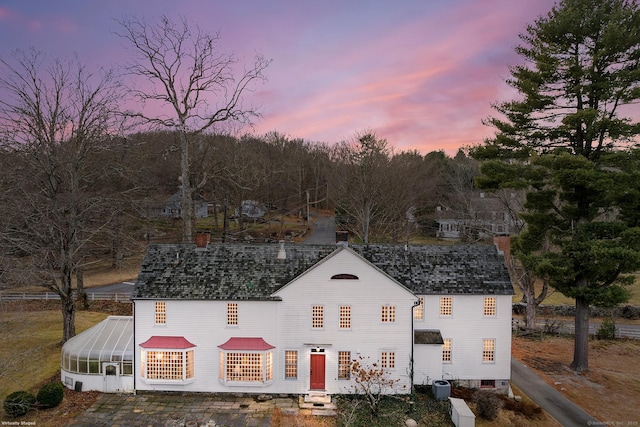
[0,0,559,155]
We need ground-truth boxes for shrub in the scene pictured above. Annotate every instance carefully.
[475,390,501,421]
[596,317,616,340]
[349,356,406,415]
[37,382,64,408]
[4,391,36,417]
[619,306,640,320]
[502,398,544,419]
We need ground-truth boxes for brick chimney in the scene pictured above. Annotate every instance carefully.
[493,234,511,267]
[195,231,211,248]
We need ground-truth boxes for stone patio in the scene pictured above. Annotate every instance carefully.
[67,392,301,427]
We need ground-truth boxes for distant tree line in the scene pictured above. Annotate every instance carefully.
[107,128,480,245]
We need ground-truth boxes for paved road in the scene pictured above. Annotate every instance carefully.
[511,358,598,427]
[90,281,135,294]
[303,215,336,244]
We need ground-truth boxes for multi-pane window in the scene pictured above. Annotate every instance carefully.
[338,351,351,380]
[226,353,262,381]
[185,350,194,379]
[439,297,452,316]
[227,303,238,325]
[413,297,424,320]
[285,351,298,379]
[483,297,497,317]
[381,351,395,369]
[141,349,194,381]
[483,339,495,363]
[266,352,273,381]
[443,339,452,363]
[339,306,351,329]
[381,305,396,322]
[221,352,273,382]
[155,302,166,324]
[312,305,324,329]
[481,379,496,388]
[219,352,224,380]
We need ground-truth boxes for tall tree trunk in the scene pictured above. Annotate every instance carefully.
[362,201,371,244]
[222,196,229,242]
[61,293,76,344]
[524,284,537,329]
[76,268,84,301]
[76,267,88,309]
[59,266,76,343]
[212,195,219,231]
[571,291,590,371]
[180,131,192,242]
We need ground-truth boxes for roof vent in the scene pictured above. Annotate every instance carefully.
[277,240,286,260]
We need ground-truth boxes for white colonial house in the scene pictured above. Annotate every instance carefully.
[127,240,513,396]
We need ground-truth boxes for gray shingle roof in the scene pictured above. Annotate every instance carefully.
[133,243,513,300]
[414,329,445,345]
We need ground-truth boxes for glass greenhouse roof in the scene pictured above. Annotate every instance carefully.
[62,316,133,373]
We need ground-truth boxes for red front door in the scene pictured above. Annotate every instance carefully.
[310,354,325,390]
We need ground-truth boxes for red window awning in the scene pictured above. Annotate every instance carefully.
[140,336,196,349]
[218,337,275,351]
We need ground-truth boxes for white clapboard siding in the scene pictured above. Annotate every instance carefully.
[135,299,280,393]
[413,294,512,382]
[274,249,417,394]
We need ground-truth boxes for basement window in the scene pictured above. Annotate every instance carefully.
[480,379,496,388]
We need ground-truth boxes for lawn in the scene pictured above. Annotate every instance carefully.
[0,302,108,401]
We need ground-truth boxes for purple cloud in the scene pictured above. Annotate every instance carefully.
[1,0,562,155]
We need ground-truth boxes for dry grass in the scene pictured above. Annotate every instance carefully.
[513,335,640,423]
[5,256,144,294]
[0,303,108,400]
[271,408,335,427]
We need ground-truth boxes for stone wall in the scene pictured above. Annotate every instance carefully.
[513,303,640,320]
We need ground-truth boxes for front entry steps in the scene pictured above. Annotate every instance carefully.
[299,393,337,416]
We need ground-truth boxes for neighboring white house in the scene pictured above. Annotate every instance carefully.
[130,241,513,395]
[236,200,268,219]
[143,192,209,219]
[436,191,524,241]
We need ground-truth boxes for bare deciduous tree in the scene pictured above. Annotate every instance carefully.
[349,355,405,415]
[117,15,270,242]
[332,131,392,244]
[0,50,125,343]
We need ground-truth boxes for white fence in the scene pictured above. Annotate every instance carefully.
[0,292,131,302]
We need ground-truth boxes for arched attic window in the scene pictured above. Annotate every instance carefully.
[331,274,359,280]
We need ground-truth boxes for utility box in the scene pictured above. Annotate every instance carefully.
[450,397,475,427]
[432,380,451,400]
